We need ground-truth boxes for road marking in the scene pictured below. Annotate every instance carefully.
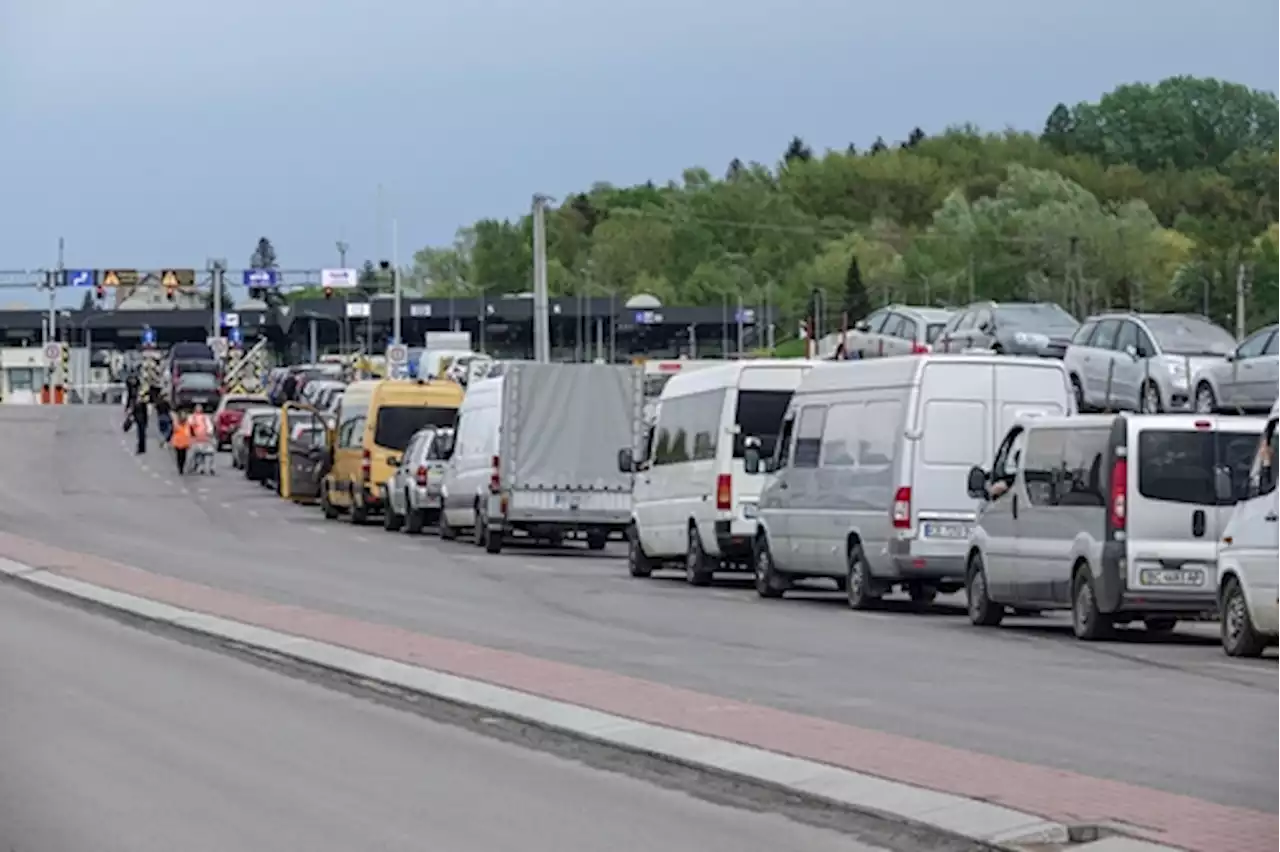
[220,502,232,509]
[163,479,173,487]
[247,510,259,518]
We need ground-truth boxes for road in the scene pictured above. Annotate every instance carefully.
[0,581,883,852]
[0,406,1275,813]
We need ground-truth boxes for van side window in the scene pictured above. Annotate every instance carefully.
[1250,420,1277,498]
[772,416,795,471]
[1058,429,1109,507]
[793,407,827,469]
[819,403,859,467]
[859,400,902,466]
[991,427,1025,486]
[1021,429,1064,506]
[654,389,725,465]
[339,416,366,449]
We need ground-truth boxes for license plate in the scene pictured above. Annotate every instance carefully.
[921,522,969,539]
[1139,568,1205,587]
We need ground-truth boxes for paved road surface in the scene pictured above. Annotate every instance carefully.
[0,582,881,852]
[0,407,1274,812]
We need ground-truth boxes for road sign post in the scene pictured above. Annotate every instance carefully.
[386,342,409,378]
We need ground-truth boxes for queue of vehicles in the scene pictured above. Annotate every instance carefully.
[216,310,1277,660]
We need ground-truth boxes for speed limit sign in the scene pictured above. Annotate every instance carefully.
[43,342,61,363]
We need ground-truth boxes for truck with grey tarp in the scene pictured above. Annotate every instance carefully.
[439,361,643,552]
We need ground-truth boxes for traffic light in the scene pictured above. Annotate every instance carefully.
[165,284,176,301]
[95,283,106,301]
[324,286,334,300]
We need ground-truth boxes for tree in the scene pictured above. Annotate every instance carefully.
[358,260,378,289]
[79,288,95,310]
[901,127,926,149]
[725,158,746,181]
[783,136,812,165]
[1040,103,1075,153]
[842,254,871,321]
[250,237,278,269]
[869,136,888,155]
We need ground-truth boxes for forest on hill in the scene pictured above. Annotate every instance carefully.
[408,76,1279,332]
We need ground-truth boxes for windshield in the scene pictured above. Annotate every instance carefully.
[177,360,219,376]
[925,323,947,344]
[373,406,459,451]
[1142,315,1236,356]
[1138,429,1261,505]
[733,390,795,458]
[995,303,1079,333]
[178,373,218,389]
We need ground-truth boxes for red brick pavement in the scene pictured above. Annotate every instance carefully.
[0,531,1273,852]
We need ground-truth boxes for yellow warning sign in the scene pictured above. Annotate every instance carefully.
[103,270,120,287]
[161,270,179,289]
[101,269,137,288]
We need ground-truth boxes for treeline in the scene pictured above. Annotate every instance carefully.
[410,76,1279,333]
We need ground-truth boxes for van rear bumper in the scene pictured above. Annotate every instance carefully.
[888,539,966,580]
[1097,541,1216,615]
[713,520,756,562]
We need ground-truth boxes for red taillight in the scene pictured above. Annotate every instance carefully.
[1194,420,1212,430]
[1109,459,1127,530]
[911,342,931,354]
[361,449,371,481]
[892,486,912,529]
[489,455,501,493]
[715,474,732,511]
[415,465,428,487]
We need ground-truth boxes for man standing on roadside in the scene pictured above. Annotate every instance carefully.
[131,392,149,454]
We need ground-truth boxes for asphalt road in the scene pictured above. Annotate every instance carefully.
[1,406,1275,812]
[0,581,884,852]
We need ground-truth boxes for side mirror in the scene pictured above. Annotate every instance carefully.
[967,466,989,499]
[1224,351,1238,363]
[853,320,871,332]
[1124,344,1139,361]
[1214,466,1235,503]
[617,447,635,473]
[979,321,994,334]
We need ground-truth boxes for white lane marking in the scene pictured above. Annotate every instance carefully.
[247,510,259,518]
[220,502,232,509]
[355,535,370,543]
[163,479,173,487]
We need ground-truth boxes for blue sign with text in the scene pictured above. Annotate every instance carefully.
[141,326,156,346]
[242,269,279,288]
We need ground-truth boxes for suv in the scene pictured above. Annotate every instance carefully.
[1064,312,1237,414]
[935,301,1078,357]
[842,305,954,359]
[965,413,1264,640]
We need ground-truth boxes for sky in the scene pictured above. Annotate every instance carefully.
[1,0,1276,308]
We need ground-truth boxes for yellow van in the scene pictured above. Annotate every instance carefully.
[321,379,464,523]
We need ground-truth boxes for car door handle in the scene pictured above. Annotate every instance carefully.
[1266,512,1278,523]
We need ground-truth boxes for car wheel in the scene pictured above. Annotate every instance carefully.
[439,512,459,541]
[404,502,425,535]
[320,485,339,520]
[966,554,1004,627]
[845,543,879,610]
[1140,381,1163,414]
[627,526,654,578]
[1222,577,1267,658]
[349,491,369,525]
[383,491,404,532]
[1194,382,1218,414]
[753,536,786,599]
[684,524,714,586]
[1071,569,1113,641]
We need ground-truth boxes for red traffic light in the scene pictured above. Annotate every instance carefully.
[324,286,334,300]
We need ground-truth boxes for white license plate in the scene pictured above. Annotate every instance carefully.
[921,522,969,539]
[1139,568,1205,587]
[553,494,582,510]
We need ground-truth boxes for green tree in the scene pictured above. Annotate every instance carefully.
[250,237,278,269]
[842,254,871,321]
[783,136,813,165]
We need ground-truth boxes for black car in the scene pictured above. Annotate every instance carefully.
[173,372,223,412]
[245,415,279,483]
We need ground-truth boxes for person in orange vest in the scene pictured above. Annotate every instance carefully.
[171,413,192,475]
[189,404,215,475]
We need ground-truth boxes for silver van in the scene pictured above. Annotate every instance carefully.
[964,413,1265,640]
[745,355,1072,608]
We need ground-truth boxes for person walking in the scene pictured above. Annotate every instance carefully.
[189,404,215,475]
[171,413,192,475]
[125,372,140,410]
[130,392,149,454]
[153,392,173,448]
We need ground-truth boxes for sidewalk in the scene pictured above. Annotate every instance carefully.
[0,529,1272,852]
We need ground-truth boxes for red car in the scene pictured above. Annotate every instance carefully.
[213,394,270,449]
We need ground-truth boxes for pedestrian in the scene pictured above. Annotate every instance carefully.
[125,372,140,410]
[153,392,173,448]
[171,413,192,475]
[131,392,149,454]
[189,404,215,475]
[281,372,298,404]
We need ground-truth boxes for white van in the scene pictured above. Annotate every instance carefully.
[965,413,1264,640]
[623,360,817,584]
[1216,402,1279,656]
[746,355,1072,607]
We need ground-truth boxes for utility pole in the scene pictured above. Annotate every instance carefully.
[391,218,402,345]
[1234,262,1247,338]
[531,194,552,363]
[210,260,226,344]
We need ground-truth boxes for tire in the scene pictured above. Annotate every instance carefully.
[1142,616,1177,636]
[349,490,369,526]
[586,530,608,551]
[404,502,425,535]
[845,543,879,610]
[473,506,487,548]
[1194,382,1218,415]
[1070,375,1087,413]
[383,491,404,532]
[484,521,503,554]
[684,525,714,587]
[1221,577,1267,658]
[753,536,786,599]
[627,527,654,578]
[908,582,938,606]
[439,512,459,541]
[966,554,1004,626]
[1071,569,1113,641]
[320,485,339,520]
[1140,381,1163,414]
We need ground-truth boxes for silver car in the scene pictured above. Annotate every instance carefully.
[843,305,953,358]
[1193,324,1278,414]
[1063,312,1237,414]
[935,301,1079,357]
[381,426,455,534]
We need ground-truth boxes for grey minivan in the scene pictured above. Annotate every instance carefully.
[964,413,1264,640]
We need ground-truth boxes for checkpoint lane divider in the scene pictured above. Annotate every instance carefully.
[0,556,1199,852]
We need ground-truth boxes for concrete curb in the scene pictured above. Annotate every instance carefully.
[0,559,1183,852]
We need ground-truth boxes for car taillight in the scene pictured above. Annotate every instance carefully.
[361,449,371,481]
[489,455,500,493]
[892,486,912,529]
[911,342,931,354]
[1109,458,1127,530]
[715,474,732,511]
[415,465,428,487]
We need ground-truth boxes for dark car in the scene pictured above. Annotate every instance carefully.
[246,414,280,483]
[173,372,222,411]
[936,301,1079,358]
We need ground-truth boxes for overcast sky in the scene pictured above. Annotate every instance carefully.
[1,0,1276,305]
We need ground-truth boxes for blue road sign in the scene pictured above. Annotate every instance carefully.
[228,327,243,346]
[735,308,756,324]
[141,326,156,347]
[67,269,95,288]
[242,269,280,288]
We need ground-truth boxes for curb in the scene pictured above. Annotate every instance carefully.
[0,559,1183,852]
